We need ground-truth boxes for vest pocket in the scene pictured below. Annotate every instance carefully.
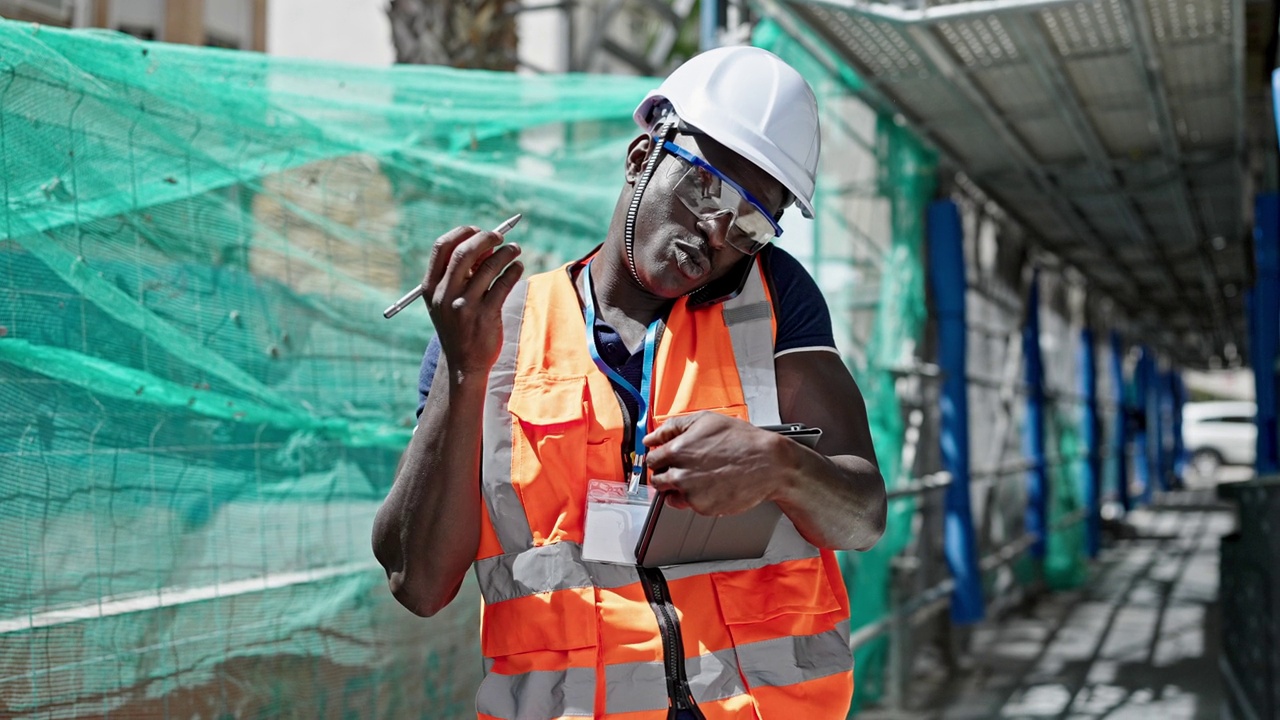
[507,374,590,544]
[710,558,842,625]
[709,558,853,709]
[508,373,588,426]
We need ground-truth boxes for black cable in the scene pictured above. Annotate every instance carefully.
[625,115,677,289]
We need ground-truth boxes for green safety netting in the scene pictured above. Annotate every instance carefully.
[1,16,931,718]
[754,20,936,712]
[1039,289,1090,591]
[1045,408,1089,590]
[1010,310,1091,595]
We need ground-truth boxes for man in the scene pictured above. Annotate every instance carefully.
[373,46,886,719]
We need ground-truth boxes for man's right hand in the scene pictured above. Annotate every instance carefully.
[421,225,524,377]
[374,225,522,617]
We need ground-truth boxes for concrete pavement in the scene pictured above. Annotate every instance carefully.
[860,490,1234,720]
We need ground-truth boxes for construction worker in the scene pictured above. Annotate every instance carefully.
[373,46,887,719]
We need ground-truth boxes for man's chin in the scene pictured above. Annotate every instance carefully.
[635,253,723,299]
[643,271,721,302]
[634,269,695,300]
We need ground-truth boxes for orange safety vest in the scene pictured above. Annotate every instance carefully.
[472,255,853,720]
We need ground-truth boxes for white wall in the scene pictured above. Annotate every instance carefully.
[267,0,394,66]
[517,4,568,73]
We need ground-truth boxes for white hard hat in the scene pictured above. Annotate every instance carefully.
[634,46,821,219]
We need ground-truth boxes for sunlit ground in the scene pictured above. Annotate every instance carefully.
[860,488,1234,720]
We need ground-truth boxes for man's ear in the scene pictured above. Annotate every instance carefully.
[624,134,653,185]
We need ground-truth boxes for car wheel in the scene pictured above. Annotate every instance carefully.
[1190,449,1223,483]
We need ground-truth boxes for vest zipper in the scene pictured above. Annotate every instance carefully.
[638,565,704,717]
[634,566,706,712]
[623,321,698,717]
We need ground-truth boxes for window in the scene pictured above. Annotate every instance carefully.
[205,32,241,49]
[117,24,157,41]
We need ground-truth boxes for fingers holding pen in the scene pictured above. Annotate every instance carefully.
[411,221,523,375]
[465,241,523,303]
[422,225,481,301]
[441,230,506,299]
[481,255,526,313]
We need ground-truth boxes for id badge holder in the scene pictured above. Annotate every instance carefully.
[582,479,656,565]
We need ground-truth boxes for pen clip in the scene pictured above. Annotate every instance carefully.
[626,456,646,498]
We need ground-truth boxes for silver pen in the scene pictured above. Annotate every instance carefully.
[383,213,523,319]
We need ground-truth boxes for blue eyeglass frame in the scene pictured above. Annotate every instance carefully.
[658,138,784,239]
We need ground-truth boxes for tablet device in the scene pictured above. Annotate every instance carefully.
[634,423,822,567]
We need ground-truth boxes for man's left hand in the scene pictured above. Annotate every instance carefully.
[642,412,792,516]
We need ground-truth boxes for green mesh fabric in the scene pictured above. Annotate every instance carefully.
[2,16,932,718]
[755,21,936,713]
[1045,409,1089,590]
[0,19,650,718]
[1040,295,1089,591]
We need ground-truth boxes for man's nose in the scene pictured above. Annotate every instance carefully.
[697,210,735,250]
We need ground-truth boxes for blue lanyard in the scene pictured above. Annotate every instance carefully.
[582,260,660,491]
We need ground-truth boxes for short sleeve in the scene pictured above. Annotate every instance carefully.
[416,336,442,420]
[764,246,837,356]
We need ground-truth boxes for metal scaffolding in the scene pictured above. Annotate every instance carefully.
[757,0,1250,369]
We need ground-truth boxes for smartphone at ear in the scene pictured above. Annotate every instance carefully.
[685,256,754,309]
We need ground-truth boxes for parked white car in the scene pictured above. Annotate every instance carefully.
[1181,401,1256,480]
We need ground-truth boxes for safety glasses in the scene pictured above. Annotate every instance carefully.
[659,139,783,255]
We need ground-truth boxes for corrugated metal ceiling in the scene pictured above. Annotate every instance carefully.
[765,0,1250,367]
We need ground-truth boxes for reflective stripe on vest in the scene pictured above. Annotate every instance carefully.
[477,665,595,720]
[477,621,853,719]
[474,521,820,604]
[721,263,780,426]
[480,278,534,555]
[721,259,824,552]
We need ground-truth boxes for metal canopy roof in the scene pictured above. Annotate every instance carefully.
[766,0,1250,368]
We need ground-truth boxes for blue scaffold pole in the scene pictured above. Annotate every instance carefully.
[926,200,984,623]
[1110,332,1131,512]
[1253,191,1279,476]
[1081,328,1101,558]
[1153,366,1169,493]
[1171,372,1188,487]
[700,0,721,51]
[1023,270,1048,559]
[1141,345,1162,502]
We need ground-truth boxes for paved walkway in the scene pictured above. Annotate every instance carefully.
[865,490,1235,720]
